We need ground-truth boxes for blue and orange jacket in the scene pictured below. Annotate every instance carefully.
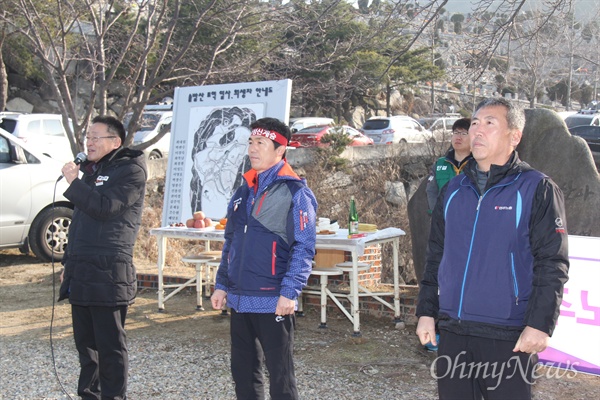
[215,160,317,311]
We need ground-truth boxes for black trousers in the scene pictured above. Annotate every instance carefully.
[230,310,298,400]
[71,305,128,400]
[435,330,538,400]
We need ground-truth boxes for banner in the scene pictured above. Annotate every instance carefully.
[161,80,292,226]
[538,235,600,375]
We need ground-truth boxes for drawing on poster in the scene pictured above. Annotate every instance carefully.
[187,105,264,219]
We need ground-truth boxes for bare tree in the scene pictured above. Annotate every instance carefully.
[261,0,448,120]
[509,12,565,108]
[0,18,8,111]
[444,0,572,108]
[0,0,263,155]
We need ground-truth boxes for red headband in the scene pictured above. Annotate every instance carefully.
[250,128,288,146]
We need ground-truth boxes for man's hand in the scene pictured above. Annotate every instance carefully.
[60,269,65,283]
[416,316,437,346]
[275,295,295,316]
[211,289,227,310]
[513,326,550,354]
[61,161,80,184]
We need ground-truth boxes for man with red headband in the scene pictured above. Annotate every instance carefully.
[211,117,318,399]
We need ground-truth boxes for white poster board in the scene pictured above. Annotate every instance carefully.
[538,235,600,375]
[161,80,292,226]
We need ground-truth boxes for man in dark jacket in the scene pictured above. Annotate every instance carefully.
[211,117,317,400]
[59,115,147,400]
[416,98,569,399]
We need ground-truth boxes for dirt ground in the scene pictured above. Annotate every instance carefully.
[1,249,599,400]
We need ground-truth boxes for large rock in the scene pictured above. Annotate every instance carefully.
[407,178,430,285]
[5,97,33,113]
[348,105,365,128]
[518,108,600,237]
[384,181,407,206]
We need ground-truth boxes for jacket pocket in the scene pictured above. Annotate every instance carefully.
[461,258,514,320]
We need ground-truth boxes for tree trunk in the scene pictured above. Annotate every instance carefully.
[0,31,7,111]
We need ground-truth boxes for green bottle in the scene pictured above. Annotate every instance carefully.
[348,196,359,235]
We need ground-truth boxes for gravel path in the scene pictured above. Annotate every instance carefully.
[0,283,439,400]
[1,313,438,400]
[1,258,598,400]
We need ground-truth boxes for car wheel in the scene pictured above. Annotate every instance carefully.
[148,150,162,160]
[28,206,73,262]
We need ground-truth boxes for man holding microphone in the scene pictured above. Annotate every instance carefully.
[59,115,147,400]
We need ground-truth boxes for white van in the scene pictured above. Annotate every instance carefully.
[124,105,173,160]
[361,116,433,144]
[0,112,74,162]
[0,128,73,261]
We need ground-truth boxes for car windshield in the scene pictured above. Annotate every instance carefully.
[565,116,593,129]
[0,119,17,133]
[363,120,390,130]
[420,118,437,129]
[123,113,161,132]
[296,126,326,134]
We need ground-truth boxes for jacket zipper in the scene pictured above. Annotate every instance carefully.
[235,223,248,311]
[256,191,268,215]
[510,252,519,305]
[271,241,277,275]
[456,174,522,320]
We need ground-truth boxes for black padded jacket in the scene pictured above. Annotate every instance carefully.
[58,147,147,306]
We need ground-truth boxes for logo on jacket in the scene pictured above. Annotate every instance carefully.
[494,205,513,210]
[555,217,566,233]
[233,197,242,212]
[95,175,109,186]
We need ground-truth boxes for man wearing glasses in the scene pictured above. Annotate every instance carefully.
[59,116,147,400]
[426,117,472,214]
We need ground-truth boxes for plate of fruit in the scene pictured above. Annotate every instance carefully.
[185,211,215,230]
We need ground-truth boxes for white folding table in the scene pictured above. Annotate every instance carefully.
[149,226,406,335]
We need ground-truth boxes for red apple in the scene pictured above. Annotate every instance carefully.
[193,219,206,229]
[185,218,195,228]
[204,217,212,227]
[193,211,206,220]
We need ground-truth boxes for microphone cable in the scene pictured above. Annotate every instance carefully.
[50,178,75,400]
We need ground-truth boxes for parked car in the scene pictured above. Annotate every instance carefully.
[288,117,334,133]
[0,128,73,261]
[569,125,600,153]
[419,115,461,142]
[0,112,74,162]
[360,116,433,144]
[289,125,374,148]
[564,110,600,129]
[124,105,173,160]
[557,111,577,120]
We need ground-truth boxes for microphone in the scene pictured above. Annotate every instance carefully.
[57,152,87,181]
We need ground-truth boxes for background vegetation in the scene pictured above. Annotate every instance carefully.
[2,0,596,156]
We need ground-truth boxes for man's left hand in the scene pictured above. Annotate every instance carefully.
[513,326,550,354]
[275,295,295,316]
